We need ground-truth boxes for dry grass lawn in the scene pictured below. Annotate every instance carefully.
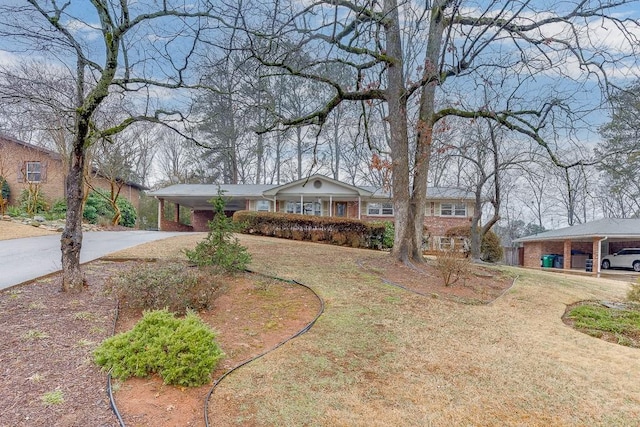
[0,219,58,240]
[215,236,638,426]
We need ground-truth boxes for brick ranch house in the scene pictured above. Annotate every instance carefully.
[0,133,146,212]
[514,218,640,276]
[150,174,475,251]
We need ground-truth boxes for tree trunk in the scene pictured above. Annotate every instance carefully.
[296,127,303,180]
[470,209,483,260]
[390,0,447,263]
[61,137,86,292]
[384,0,414,264]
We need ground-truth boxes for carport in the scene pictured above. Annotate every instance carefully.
[514,218,640,276]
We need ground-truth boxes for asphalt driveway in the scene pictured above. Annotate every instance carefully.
[0,231,183,290]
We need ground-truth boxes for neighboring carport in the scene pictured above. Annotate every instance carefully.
[514,218,640,276]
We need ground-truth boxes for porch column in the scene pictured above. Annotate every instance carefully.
[358,196,361,219]
[157,198,164,231]
[563,240,572,269]
[592,237,602,277]
[329,195,332,217]
[300,194,304,214]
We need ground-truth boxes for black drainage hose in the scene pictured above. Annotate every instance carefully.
[106,301,126,427]
[203,270,325,427]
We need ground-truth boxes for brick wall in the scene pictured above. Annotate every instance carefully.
[523,241,566,268]
[0,136,143,212]
[423,216,472,237]
[0,136,65,205]
[610,241,640,253]
[192,210,214,232]
[160,217,193,232]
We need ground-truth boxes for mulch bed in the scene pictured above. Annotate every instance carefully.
[0,261,121,427]
[358,255,515,304]
[0,260,321,427]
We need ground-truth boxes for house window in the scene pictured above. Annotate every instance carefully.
[256,200,270,212]
[26,162,42,182]
[286,201,301,214]
[304,202,322,216]
[440,202,466,217]
[438,237,453,250]
[285,201,321,215]
[367,202,393,216]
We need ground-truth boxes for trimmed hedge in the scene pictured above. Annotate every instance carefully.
[233,210,385,249]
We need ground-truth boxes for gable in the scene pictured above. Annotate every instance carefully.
[263,175,371,197]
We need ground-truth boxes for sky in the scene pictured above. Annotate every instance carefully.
[1,0,639,227]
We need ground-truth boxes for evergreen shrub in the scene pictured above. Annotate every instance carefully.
[20,188,48,215]
[94,309,223,387]
[0,176,9,200]
[83,189,136,227]
[185,192,251,273]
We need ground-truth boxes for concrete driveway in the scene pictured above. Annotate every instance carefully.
[0,231,183,290]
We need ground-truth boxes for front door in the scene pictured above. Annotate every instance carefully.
[335,202,347,217]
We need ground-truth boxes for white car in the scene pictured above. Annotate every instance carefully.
[601,248,640,272]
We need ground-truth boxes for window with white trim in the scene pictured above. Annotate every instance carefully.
[285,201,322,216]
[256,200,270,212]
[286,201,301,214]
[440,202,466,217]
[26,161,42,182]
[303,202,322,216]
[438,236,454,250]
[367,202,394,216]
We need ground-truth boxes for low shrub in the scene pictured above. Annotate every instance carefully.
[107,262,222,314]
[0,176,10,201]
[186,192,251,273]
[94,309,224,387]
[433,250,471,287]
[83,189,137,227]
[20,188,48,215]
[628,282,640,303]
[382,221,394,249]
[6,205,24,217]
[45,199,67,220]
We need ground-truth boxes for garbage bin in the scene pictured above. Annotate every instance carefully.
[585,259,593,272]
[554,255,564,269]
[542,255,555,268]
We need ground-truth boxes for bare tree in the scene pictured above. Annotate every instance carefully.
[233,0,637,264]
[452,120,532,259]
[596,80,640,218]
[0,1,225,291]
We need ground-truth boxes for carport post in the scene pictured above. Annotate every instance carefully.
[563,240,572,269]
[157,198,164,231]
[592,236,606,277]
[595,236,607,278]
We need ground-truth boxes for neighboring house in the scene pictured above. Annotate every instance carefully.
[513,218,640,275]
[149,174,475,250]
[0,133,147,211]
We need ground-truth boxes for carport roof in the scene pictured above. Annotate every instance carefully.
[514,218,640,243]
